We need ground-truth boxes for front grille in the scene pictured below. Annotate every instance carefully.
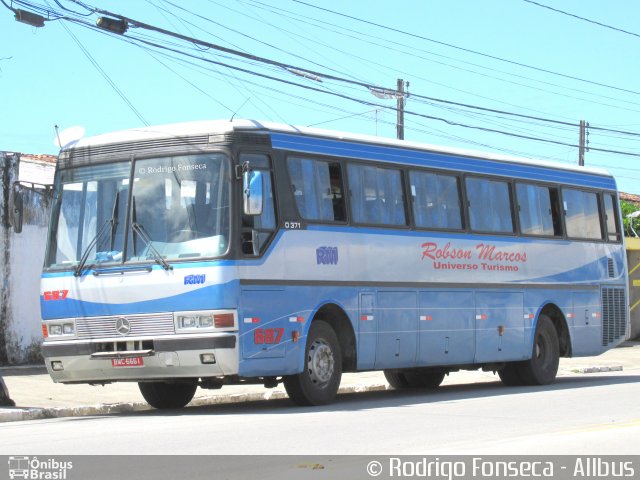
[76,312,175,339]
[601,287,627,346]
[93,340,154,353]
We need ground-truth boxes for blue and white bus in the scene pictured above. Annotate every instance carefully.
[39,120,629,408]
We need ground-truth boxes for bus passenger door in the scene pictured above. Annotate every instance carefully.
[474,292,525,363]
[374,291,418,369]
[418,291,475,365]
[357,291,377,369]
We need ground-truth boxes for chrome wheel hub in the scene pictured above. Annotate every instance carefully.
[308,339,334,386]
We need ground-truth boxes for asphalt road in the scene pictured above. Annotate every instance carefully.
[1,371,639,456]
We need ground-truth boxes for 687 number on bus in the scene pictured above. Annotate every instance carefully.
[254,328,284,344]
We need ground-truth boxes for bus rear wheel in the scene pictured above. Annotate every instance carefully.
[520,315,560,385]
[283,320,342,406]
[499,315,559,387]
[498,363,525,386]
[138,379,198,409]
[384,369,446,389]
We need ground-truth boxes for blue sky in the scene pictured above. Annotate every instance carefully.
[3,0,640,193]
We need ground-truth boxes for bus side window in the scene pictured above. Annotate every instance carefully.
[241,154,276,256]
[466,177,513,233]
[409,170,462,230]
[603,193,621,242]
[515,182,562,237]
[347,163,406,226]
[287,157,345,222]
[562,188,603,240]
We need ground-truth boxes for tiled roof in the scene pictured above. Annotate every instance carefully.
[19,154,58,165]
[19,153,57,185]
[620,192,640,204]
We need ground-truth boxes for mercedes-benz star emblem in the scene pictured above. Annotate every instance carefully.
[115,317,131,336]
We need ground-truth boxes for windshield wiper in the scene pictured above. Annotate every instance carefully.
[131,222,173,271]
[74,192,120,277]
[74,218,113,277]
[109,191,120,250]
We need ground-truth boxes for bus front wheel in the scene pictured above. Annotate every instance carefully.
[284,320,342,406]
[138,380,198,409]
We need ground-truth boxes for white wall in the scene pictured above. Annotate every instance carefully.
[6,224,49,363]
[1,153,55,364]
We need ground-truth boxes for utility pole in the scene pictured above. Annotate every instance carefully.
[369,79,409,139]
[578,119,589,166]
[396,79,409,140]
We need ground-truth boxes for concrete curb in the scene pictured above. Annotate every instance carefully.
[573,365,624,374]
[0,383,391,424]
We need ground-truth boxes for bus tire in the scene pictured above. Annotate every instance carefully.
[284,320,342,406]
[138,380,198,409]
[519,315,560,385]
[384,369,445,389]
[384,370,410,389]
[498,363,525,386]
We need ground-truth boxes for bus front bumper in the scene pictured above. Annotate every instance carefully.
[42,334,239,383]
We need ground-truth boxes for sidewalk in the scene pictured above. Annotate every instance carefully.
[1,342,638,423]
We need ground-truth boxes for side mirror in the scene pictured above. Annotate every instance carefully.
[9,183,23,234]
[243,170,263,216]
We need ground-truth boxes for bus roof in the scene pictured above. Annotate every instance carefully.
[66,119,613,178]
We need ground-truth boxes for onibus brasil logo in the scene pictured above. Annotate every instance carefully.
[8,457,73,480]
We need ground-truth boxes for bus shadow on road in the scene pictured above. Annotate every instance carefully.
[329,373,640,411]
[130,372,640,418]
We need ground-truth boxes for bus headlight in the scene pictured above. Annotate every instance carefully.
[198,315,214,328]
[175,310,236,332]
[177,315,213,329]
[45,322,76,337]
[179,316,199,329]
[49,324,63,336]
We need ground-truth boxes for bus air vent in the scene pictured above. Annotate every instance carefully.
[601,287,626,346]
[60,135,211,165]
[208,132,271,146]
[607,258,615,278]
[238,133,271,146]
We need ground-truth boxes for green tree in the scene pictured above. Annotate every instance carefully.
[621,199,640,237]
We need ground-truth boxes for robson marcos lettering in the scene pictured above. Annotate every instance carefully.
[421,241,527,272]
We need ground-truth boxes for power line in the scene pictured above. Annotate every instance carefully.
[80,25,640,158]
[523,0,640,40]
[27,1,640,140]
[12,1,640,163]
[57,15,149,125]
[244,0,640,114]
[291,0,640,98]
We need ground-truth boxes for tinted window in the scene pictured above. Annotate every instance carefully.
[466,177,513,233]
[409,170,462,230]
[603,193,621,242]
[563,188,602,239]
[348,164,406,226]
[287,157,345,222]
[516,183,562,236]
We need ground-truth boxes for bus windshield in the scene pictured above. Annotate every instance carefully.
[46,153,230,269]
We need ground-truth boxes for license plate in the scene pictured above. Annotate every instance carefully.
[111,357,144,367]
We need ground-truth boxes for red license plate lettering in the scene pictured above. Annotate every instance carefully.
[111,357,144,367]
